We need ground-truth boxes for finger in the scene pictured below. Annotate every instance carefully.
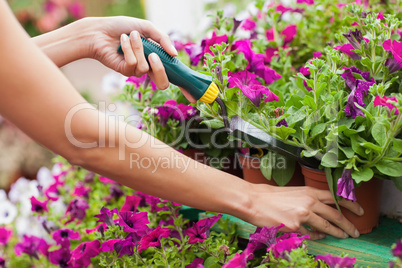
[140,21,178,56]
[314,202,360,238]
[130,31,149,76]
[306,211,352,239]
[315,189,364,216]
[299,225,326,240]
[120,34,137,67]
[179,87,197,103]
[148,53,169,90]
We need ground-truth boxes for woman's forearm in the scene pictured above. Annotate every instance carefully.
[32,18,94,67]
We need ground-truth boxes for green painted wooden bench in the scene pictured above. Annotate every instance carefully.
[194,212,401,267]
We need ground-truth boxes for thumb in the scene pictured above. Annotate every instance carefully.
[179,87,197,103]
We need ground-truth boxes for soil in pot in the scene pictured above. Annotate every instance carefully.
[301,165,383,234]
[238,153,304,186]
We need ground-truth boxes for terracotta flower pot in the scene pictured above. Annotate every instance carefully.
[238,153,304,186]
[301,165,383,234]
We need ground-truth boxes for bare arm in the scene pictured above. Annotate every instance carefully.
[0,1,362,240]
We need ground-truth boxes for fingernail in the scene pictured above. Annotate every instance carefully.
[131,31,139,40]
[354,229,360,238]
[171,45,178,55]
[344,232,349,238]
[121,34,128,42]
[150,53,159,63]
[319,234,326,239]
[359,207,364,216]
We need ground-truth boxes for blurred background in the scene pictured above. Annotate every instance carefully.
[1,0,248,190]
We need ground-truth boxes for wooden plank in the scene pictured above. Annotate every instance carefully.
[199,213,401,267]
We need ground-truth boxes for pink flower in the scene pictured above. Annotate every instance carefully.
[72,182,90,198]
[126,75,157,90]
[374,96,399,115]
[249,224,284,250]
[264,47,278,63]
[68,240,101,267]
[241,18,257,31]
[297,0,314,4]
[185,44,204,66]
[121,195,142,212]
[65,197,89,222]
[266,28,275,41]
[68,1,85,19]
[377,12,384,20]
[334,43,361,60]
[138,226,170,252]
[299,66,311,76]
[85,223,107,234]
[222,243,254,268]
[30,196,49,213]
[186,215,222,244]
[337,169,356,202]
[95,207,118,227]
[268,233,309,258]
[99,176,116,184]
[186,258,204,268]
[313,51,322,58]
[0,227,12,245]
[101,238,135,257]
[201,32,228,56]
[383,39,402,62]
[52,229,81,248]
[15,235,49,260]
[281,25,297,44]
[48,248,72,267]
[316,254,356,268]
[117,211,149,233]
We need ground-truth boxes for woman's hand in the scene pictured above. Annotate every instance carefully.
[86,16,177,89]
[243,184,363,240]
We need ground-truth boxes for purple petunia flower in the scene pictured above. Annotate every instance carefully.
[126,75,157,90]
[52,228,81,248]
[108,184,124,200]
[250,224,284,251]
[266,28,275,41]
[343,29,367,50]
[337,169,356,202]
[186,258,204,268]
[374,96,399,115]
[138,226,170,252]
[30,196,49,213]
[383,39,402,69]
[15,235,49,260]
[385,58,402,74]
[268,233,309,258]
[265,47,278,63]
[72,182,91,198]
[0,227,12,245]
[313,51,322,58]
[94,207,118,227]
[232,18,242,34]
[316,254,356,268]
[392,240,402,260]
[48,248,72,268]
[186,215,222,244]
[117,211,149,234]
[341,66,375,118]
[201,32,228,57]
[297,0,314,4]
[281,25,297,44]
[228,71,279,107]
[121,195,142,212]
[65,197,90,223]
[334,43,361,60]
[185,44,204,66]
[68,240,101,268]
[241,18,257,31]
[0,257,4,268]
[222,243,254,268]
[101,238,135,257]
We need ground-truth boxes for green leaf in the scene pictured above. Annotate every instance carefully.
[321,151,340,168]
[360,142,382,152]
[393,138,402,154]
[351,135,367,157]
[302,95,317,111]
[339,147,354,159]
[376,160,402,177]
[310,123,327,139]
[302,149,320,158]
[201,119,224,129]
[272,155,296,186]
[325,168,341,212]
[351,167,374,183]
[260,153,272,181]
[391,177,402,191]
[372,123,387,146]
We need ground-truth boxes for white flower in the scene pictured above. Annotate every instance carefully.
[0,190,7,202]
[15,216,49,239]
[37,167,54,189]
[101,72,127,94]
[9,177,39,203]
[49,197,66,216]
[0,200,17,224]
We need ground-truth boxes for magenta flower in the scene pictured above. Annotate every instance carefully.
[275,4,303,14]
[85,222,107,234]
[0,227,12,245]
[266,28,275,41]
[377,12,385,20]
[374,96,399,115]
[30,196,49,213]
[297,0,314,4]
[185,44,204,66]
[121,195,142,212]
[392,240,402,259]
[201,32,228,56]
[117,211,149,233]
[281,25,297,44]
[94,207,118,227]
[68,1,85,19]
[268,233,309,258]
[222,243,254,268]
[241,18,257,31]
[52,228,81,247]
[15,235,49,260]
[101,238,135,257]
[68,240,100,268]
[334,43,361,60]
[186,215,222,244]
[49,248,72,268]
[126,75,157,90]
[383,39,402,63]
[138,226,170,252]
[72,182,90,198]
[265,47,278,63]
[0,257,5,268]
[341,66,375,118]
[316,254,356,268]
[313,51,322,58]
[186,258,204,268]
[228,71,279,107]
[337,169,356,202]
[45,182,60,201]
[108,184,124,200]
[250,224,284,251]
[144,194,168,212]
[65,197,90,223]
[299,66,311,76]
[343,29,367,50]
[385,58,402,74]
[98,176,116,184]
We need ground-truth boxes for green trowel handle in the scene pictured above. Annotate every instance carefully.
[118,37,212,100]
